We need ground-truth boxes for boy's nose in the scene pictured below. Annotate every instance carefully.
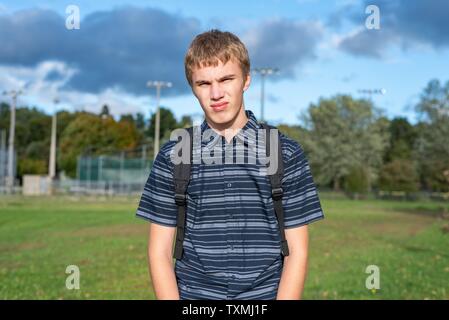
[210,82,224,100]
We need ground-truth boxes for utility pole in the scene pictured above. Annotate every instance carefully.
[146,81,172,160]
[49,97,59,180]
[3,90,22,194]
[0,129,6,189]
[252,68,279,122]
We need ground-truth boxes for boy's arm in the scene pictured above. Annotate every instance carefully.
[148,223,180,300]
[276,225,309,300]
[275,141,324,300]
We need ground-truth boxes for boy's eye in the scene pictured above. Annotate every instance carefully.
[197,78,232,87]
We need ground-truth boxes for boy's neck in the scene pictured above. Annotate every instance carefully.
[205,105,248,143]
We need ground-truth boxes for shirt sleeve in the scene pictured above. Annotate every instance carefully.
[281,142,324,229]
[135,143,178,227]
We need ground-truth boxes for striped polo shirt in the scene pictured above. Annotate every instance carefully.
[136,109,324,300]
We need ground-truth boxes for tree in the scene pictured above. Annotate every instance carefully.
[0,104,53,177]
[414,79,449,192]
[277,124,307,144]
[378,159,419,192]
[18,158,47,176]
[343,165,370,198]
[0,104,161,179]
[384,117,417,162]
[300,95,389,191]
[99,104,110,119]
[119,114,135,124]
[135,112,146,131]
[179,115,193,128]
[146,107,178,140]
[59,112,140,177]
[378,117,419,192]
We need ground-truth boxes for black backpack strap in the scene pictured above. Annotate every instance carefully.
[173,126,193,260]
[260,122,290,257]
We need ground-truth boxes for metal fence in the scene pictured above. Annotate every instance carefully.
[0,145,155,195]
[73,151,154,195]
[0,147,17,193]
[55,179,148,196]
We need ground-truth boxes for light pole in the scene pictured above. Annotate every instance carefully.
[358,88,387,101]
[146,81,172,160]
[49,97,59,181]
[252,67,279,122]
[3,90,22,194]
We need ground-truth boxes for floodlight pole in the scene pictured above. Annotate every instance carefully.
[357,88,387,101]
[146,81,172,160]
[3,90,22,194]
[252,68,279,123]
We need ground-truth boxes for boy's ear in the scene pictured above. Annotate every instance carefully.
[243,73,251,92]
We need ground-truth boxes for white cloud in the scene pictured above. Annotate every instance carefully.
[0,60,151,118]
[0,60,76,102]
[329,26,364,49]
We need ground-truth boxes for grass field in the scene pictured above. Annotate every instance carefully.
[0,194,448,300]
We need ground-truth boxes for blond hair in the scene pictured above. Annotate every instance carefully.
[184,29,250,86]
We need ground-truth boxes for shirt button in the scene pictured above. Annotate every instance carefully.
[227,183,232,188]
[230,245,234,250]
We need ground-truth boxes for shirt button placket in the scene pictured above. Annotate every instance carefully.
[223,144,232,297]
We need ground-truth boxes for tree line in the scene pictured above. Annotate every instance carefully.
[279,79,449,194]
[0,79,448,193]
[0,105,191,180]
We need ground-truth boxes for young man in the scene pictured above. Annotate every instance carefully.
[136,29,324,300]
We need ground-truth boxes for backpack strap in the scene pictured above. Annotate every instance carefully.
[260,122,290,257]
[173,126,193,260]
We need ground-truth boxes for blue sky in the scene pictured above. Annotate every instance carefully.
[0,0,448,125]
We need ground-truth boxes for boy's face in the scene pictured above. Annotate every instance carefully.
[190,59,251,128]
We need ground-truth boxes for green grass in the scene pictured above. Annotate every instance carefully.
[0,194,448,300]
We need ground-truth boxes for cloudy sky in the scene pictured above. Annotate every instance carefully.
[0,0,448,125]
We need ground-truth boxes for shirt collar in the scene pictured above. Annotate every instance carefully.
[199,109,260,149]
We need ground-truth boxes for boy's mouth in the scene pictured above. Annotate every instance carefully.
[210,102,228,111]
